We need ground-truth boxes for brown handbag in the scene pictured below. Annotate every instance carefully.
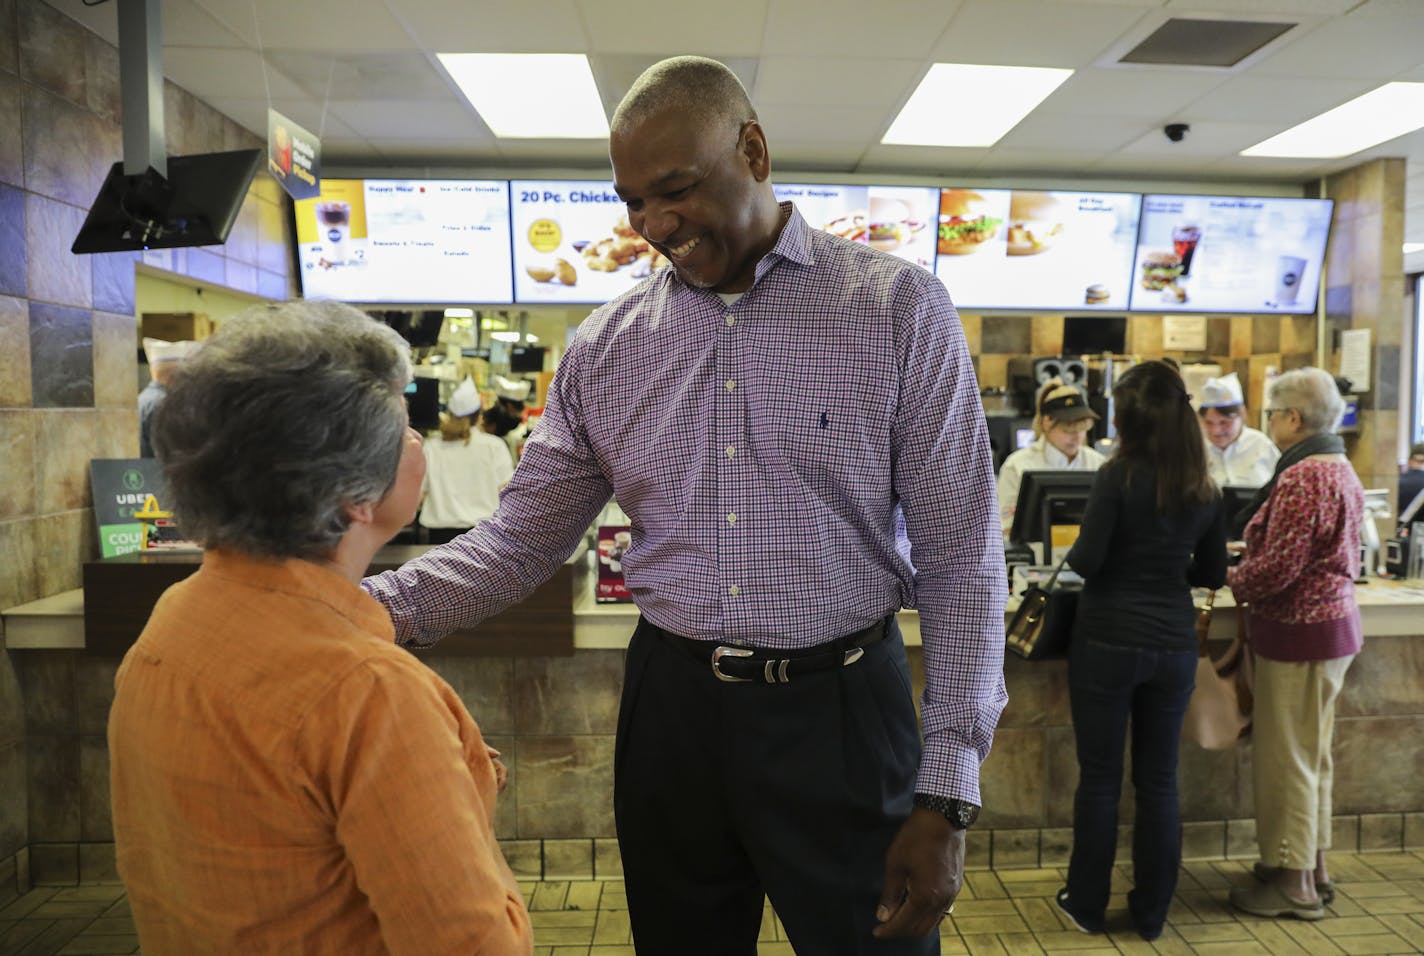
[1005,554,1079,661]
[1181,591,1254,749]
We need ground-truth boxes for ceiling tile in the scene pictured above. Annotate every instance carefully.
[579,0,771,56]
[1164,0,1359,12]
[995,111,1149,153]
[262,51,453,101]
[328,99,494,141]
[931,0,1153,67]
[769,144,868,173]
[757,105,892,145]
[190,0,418,51]
[1037,66,1229,118]
[1250,12,1424,78]
[204,96,362,140]
[163,48,310,101]
[493,141,612,166]
[1116,120,1293,157]
[752,56,922,109]
[365,140,508,164]
[390,0,589,52]
[762,0,963,58]
[48,0,248,49]
[856,144,991,176]
[977,147,1115,174]
[1181,74,1377,126]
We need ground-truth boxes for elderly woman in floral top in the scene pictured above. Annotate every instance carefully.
[1226,367,1362,922]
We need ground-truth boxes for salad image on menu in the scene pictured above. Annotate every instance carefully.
[1129,195,1333,314]
[773,184,938,269]
[933,188,1140,310]
[512,180,671,303]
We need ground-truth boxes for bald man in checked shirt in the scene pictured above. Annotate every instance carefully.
[365,55,1006,955]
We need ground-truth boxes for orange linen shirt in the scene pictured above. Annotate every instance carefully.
[109,550,533,956]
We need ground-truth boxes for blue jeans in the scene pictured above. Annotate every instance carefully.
[1065,638,1196,937]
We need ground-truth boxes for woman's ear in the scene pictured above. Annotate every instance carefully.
[344,500,376,528]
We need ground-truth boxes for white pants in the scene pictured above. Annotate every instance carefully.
[1252,654,1355,869]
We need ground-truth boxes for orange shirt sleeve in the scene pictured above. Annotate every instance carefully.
[295,654,533,956]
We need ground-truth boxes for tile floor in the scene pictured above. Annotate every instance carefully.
[1,850,1422,955]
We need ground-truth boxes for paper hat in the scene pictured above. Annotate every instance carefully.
[142,337,197,365]
[1199,372,1245,409]
[492,374,532,403]
[447,376,481,418]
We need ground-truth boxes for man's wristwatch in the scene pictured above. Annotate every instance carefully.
[913,793,981,830]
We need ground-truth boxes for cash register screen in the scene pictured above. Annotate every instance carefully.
[1009,470,1096,563]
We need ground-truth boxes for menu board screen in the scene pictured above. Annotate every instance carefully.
[933,189,1141,310]
[294,179,513,303]
[1129,195,1333,314]
[774,183,939,271]
[511,180,670,304]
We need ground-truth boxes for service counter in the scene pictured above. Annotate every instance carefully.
[4,557,1422,878]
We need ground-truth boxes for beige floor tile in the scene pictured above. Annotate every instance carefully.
[961,935,1009,955]
[563,881,603,912]
[590,909,631,946]
[1324,933,1415,954]
[996,931,1046,955]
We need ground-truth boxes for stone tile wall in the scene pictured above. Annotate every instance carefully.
[0,0,293,881]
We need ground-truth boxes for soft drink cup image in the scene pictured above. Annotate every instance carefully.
[1171,225,1200,276]
[315,200,351,264]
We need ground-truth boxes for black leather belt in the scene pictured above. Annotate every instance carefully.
[643,616,890,684]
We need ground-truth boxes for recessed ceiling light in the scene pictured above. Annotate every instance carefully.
[438,53,609,139]
[1241,82,1424,159]
[444,307,474,318]
[1404,242,1424,255]
[882,64,1073,148]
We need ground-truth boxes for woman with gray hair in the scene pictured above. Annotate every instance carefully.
[108,301,533,955]
[1225,367,1363,922]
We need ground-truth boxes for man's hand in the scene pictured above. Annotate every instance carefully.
[872,807,965,940]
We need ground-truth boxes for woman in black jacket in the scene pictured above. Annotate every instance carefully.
[1056,360,1227,941]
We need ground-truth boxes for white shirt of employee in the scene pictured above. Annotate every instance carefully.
[1197,372,1279,488]
[997,380,1107,536]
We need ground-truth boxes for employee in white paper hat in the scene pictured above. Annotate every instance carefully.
[417,377,514,545]
[1197,372,1279,488]
[488,374,534,464]
[997,379,1108,536]
[138,337,197,458]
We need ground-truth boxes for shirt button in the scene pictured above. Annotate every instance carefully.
[727,513,737,525]
[725,315,735,326]
[726,445,736,457]
[729,584,740,596]
[725,379,736,391]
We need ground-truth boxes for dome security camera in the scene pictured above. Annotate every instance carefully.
[1164,123,1190,143]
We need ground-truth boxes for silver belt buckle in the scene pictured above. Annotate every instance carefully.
[711,645,754,682]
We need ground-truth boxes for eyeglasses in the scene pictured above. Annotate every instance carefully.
[1265,407,1295,420]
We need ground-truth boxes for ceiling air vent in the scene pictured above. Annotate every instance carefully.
[1118,18,1295,68]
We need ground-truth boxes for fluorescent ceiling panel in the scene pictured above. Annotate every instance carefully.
[438,53,609,138]
[1241,82,1424,159]
[882,64,1073,148]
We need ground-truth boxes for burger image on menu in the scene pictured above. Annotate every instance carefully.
[867,197,918,252]
[1006,193,1064,256]
[1139,251,1184,291]
[937,189,1001,254]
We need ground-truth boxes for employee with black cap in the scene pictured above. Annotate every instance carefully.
[997,378,1108,535]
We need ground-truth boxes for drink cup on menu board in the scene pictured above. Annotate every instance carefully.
[315,200,350,264]
[1171,224,1200,276]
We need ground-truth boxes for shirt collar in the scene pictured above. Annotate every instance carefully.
[199,549,396,642]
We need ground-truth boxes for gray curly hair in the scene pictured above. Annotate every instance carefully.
[1266,367,1344,435]
[152,301,413,560]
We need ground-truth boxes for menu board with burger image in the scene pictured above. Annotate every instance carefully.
[295,179,513,303]
[1129,195,1333,314]
[773,184,938,270]
[511,180,670,304]
[933,188,1141,310]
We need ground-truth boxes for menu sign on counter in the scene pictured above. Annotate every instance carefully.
[774,184,939,270]
[933,189,1141,310]
[295,179,514,303]
[512,180,669,304]
[1129,195,1333,314]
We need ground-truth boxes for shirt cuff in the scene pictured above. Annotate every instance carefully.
[914,731,983,805]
